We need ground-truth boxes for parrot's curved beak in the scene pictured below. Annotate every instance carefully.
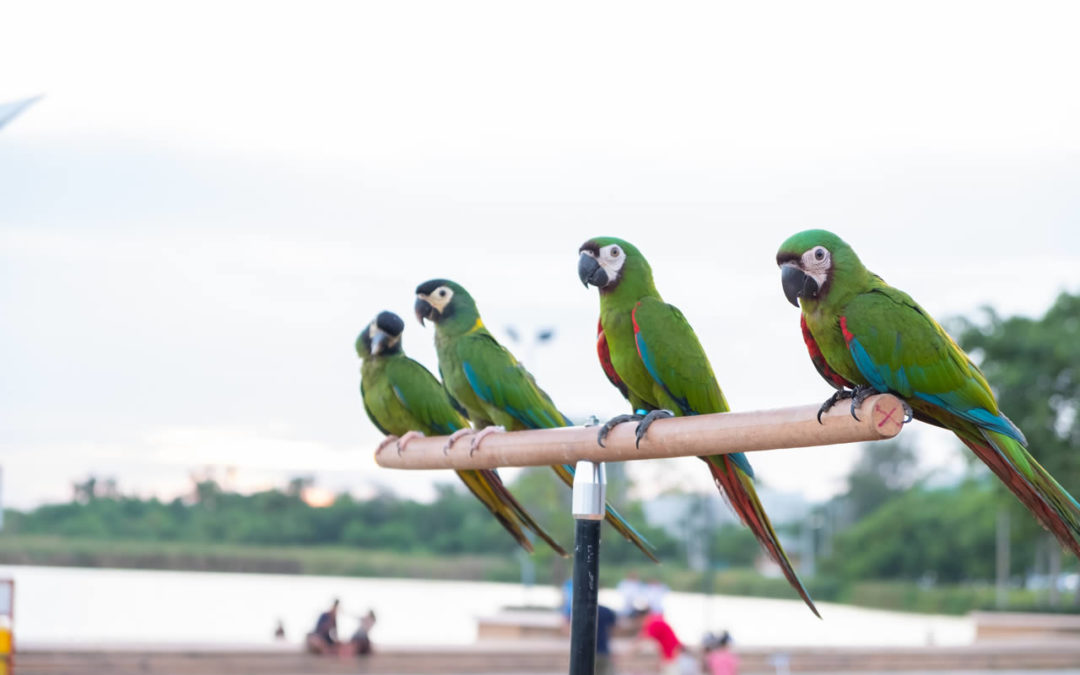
[578,253,608,288]
[781,264,817,307]
[414,297,436,325]
[371,330,388,355]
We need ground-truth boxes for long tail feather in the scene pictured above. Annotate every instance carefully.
[705,454,820,618]
[456,469,568,556]
[480,469,568,557]
[958,429,1080,558]
[553,464,659,563]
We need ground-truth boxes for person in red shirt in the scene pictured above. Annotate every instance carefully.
[631,608,683,675]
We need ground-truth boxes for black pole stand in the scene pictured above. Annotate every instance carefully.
[568,460,605,675]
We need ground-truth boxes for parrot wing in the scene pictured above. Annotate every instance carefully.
[840,287,1024,443]
[385,357,469,435]
[439,365,471,420]
[630,297,729,416]
[456,332,574,429]
[360,378,391,436]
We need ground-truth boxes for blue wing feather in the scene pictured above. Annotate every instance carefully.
[848,337,1025,443]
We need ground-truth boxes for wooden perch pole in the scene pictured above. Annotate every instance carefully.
[374,394,905,470]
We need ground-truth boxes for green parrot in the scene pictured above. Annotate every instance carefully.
[777,229,1080,559]
[357,310,567,556]
[413,279,659,562]
[578,237,818,616]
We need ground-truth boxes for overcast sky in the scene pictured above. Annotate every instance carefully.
[2,1,1079,510]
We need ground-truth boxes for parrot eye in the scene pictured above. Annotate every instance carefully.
[813,247,826,261]
[610,246,620,258]
[439,289,447,298]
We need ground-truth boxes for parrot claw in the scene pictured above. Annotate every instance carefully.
[635,409,675,448]
[901,399,914,424]
[442,428,473,455]
[396,430,426,455]
[816,389,855,424]
[469,426,506,456]
[375,435,400,456]
[849,385,878,422]
[596,413,644,447]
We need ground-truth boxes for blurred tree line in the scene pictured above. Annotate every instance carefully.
[2,470,680,567]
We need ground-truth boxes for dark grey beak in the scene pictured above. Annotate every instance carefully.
[414,297,435,325]
[371,330,388,355]
[578,253,608,288]
[781,264,817,307]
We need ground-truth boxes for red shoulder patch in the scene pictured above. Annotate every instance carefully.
[597,318,629,399]
[839,316,855,346]
[802,315,853,390]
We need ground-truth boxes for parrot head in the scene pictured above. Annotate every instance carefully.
[577,237,650,292]
[414,279,478,327]
[775,229,865,308]
[356,310,405,359]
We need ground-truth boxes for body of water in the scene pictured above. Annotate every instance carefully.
[0,565,973,648]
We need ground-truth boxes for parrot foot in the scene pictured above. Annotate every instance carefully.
[375,435,400,456]
[849,385,879,421]
[635,409,675,449]
[396,430,426,455]
[901,399,914,423]
[596,413,644,448]
[816,389,855,424]
[442,428,473,455]
[469,426,506,456]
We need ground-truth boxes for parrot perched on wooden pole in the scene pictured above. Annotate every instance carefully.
[577,238,818,616]
[357,310,567,556]
[413,279,659,562]
[776,229,1080,559]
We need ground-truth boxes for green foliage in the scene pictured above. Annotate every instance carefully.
[5,480,528,556]
[957,292,1080,481]
[708,524,760,567]
[845,438,920,520]
[826,481,1000,583]
[957,291,1080,547]
[3,469,677,573]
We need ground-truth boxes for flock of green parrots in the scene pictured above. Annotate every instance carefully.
[356,229,1080,617]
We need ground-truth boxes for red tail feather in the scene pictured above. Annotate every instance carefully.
[958,438,1080,558]
[705,457,820,617]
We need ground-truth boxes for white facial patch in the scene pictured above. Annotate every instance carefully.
[595,244,626,285]
[800,246,831,287]
[420,285,454,312]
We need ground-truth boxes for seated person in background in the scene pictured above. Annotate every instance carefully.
[629,607,684,675]
[305,598,341,655]
[594,605,617,675]
[704,631,739,675]
[350,609,377,656]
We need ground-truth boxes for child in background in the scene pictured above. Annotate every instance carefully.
[703,631,738,675]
